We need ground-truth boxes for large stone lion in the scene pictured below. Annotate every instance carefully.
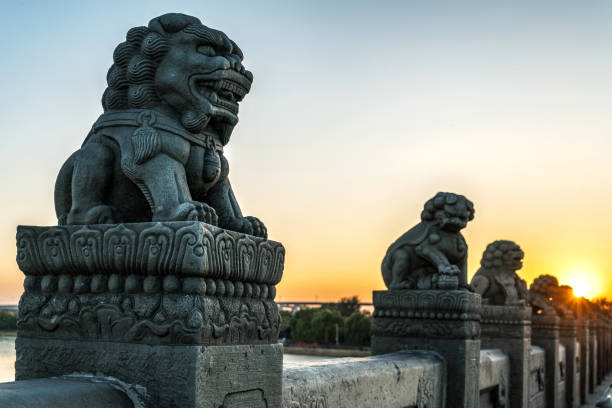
[54,13,267,237]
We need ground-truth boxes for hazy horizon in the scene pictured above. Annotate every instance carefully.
[1,1,611,303]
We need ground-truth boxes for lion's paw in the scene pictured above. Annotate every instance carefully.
[245,216,267,239]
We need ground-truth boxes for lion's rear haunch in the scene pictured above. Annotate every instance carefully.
[52,13,267,238]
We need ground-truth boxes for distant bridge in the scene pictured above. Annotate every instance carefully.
[276,301,373,314]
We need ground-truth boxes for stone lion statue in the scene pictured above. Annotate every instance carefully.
[528,274,558,315]
[471,240,527,305]
[381,192,475,290]
[54,13,266,237]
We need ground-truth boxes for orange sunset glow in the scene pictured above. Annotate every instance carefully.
[1,2,612,305]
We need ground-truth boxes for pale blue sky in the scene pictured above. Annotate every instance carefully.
[1,1,612,302]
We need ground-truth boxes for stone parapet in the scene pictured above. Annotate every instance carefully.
[15,222,285,408]
[282,352,445,408]
[558,317,580,407]
[372,289,481,408]
[16,222,283,346]
[532,314,561,408]
[577,318,590,404]
[481,304,531,408]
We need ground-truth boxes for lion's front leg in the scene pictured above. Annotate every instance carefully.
[127,153,216,223]
[204,156,267,238]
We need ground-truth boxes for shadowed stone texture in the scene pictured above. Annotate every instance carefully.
[53,13,267,239]
[282,351,445,408]
[479,349,510,408]
[16,338,282,408]
[558,318,580,408]
[529,345,546,408]
[471,240,527,306]
[579,318,591,404]
[381,192,474,291]
[481,304,532,408]
[0,377,134,408]
[532,314,562,408]
[372,289,481,407]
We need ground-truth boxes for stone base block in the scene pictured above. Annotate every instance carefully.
[481,305,531,408]
[372,289,480,408]
[16,336,282,408]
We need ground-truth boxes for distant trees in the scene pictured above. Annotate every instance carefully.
[0,311,16,331]
[288,297,371,347]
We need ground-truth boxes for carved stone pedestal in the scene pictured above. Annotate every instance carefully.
[578,319,590,404]
[558,317,580,408]
[480,305,532,408]
[532,314,562,408]
[371,290,481,408]
[15,222,285,408]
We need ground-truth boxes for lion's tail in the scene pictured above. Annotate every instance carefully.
[54,154,75,225]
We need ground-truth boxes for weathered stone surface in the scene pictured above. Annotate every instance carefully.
[53,13,267,239]
[381,192,474,291]
[532,314,562,408]
[481,304,531,408]
[0,377,134,408]
[579,319,591,404]
[590,318,599,393]
[558,343,567,408]
[471,240,527,306]
[372,289,480,407]
[282,351,444,408]
[16,222,283,282]
[558,317,580,408]
[529,346,546,408]
[16,222,283,346]
[372,290,480,339]
[16,337,282,408]
[479,349,510,408]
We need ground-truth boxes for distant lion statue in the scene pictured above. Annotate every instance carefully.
[471,240,527,305]
[54,13,266,237]
[381,192,475,290]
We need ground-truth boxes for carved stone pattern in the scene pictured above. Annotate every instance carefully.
[17,291,280,345]
[417,376,434,408]
[286,394,328,408]
[372,317,480,340]
[17,222,284,285]
[373,290,481,315]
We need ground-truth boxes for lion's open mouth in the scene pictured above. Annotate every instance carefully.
[193,69,251,115]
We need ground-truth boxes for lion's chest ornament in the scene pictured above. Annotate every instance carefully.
[381,192,475,291]
[54,13,266,238]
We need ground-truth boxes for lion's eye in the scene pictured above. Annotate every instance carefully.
[197,45,216,56]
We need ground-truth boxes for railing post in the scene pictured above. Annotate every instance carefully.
[558,317,580,408]
[578,317,590,404]
[372,289,481,407]
[372,192,479,408]
[14,222,285,408]
[589,318,598,392]
[532,314,562,408]
[480,305,533,408]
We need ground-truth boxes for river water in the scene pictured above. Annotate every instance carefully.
[0,333,333,383]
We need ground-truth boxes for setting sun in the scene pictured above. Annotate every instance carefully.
[569,279,590,298]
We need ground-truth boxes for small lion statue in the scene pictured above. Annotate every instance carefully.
[381,192,475,290]
[528,274,559,315]
[54,13,266,237]
[471,240,527,305]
